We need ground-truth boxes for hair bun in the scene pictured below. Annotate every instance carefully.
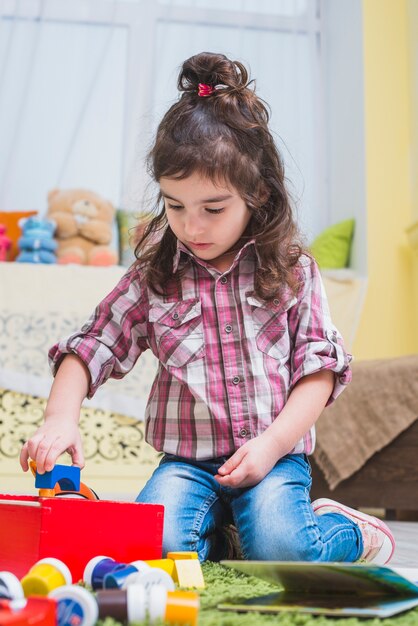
[178,51,249,94]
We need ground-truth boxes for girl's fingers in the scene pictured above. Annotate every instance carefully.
[218,447,246,476]
[19,441,30,471]
[216,465,249,488]
[68,444,85,469]
[26,434,47,472]
[43,439,66,472]
[31,435,61,474]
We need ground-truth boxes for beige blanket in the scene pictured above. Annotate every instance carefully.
[314,354,418,489]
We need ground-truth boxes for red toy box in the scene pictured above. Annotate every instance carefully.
[0,495,164,582]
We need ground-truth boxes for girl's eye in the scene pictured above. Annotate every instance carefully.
[167,204,183,210]
[206,208,224,214]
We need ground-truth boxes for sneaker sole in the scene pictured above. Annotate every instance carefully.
[312,498,396,565]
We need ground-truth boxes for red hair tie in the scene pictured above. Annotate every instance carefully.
[198,83,214,97]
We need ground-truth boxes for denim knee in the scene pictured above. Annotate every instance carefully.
[136,456,225,560]
[243,525,324,561]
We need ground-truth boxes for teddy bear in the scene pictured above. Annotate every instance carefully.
[15,216,57,264]
[47,188,118,266]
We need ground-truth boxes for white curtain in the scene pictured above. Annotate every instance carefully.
[0,0,324,240]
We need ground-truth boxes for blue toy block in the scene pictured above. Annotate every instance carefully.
[35,464,81,492]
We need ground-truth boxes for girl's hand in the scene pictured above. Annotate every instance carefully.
[20,417,85,474]
[215,432,285,488]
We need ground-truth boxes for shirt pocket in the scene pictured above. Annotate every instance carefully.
[247,294,296,360]
[149,298,205,368]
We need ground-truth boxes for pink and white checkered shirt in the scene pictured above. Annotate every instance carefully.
[49,240,352,460]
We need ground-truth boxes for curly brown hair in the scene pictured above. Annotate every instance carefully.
[135,51,304,300]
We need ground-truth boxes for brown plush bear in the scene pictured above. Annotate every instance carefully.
[47,188,118,265]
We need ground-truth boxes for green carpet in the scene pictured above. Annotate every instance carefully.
[97,562,418,626]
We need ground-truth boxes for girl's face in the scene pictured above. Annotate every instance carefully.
[161,172,252,271]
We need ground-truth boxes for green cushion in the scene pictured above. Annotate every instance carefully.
[310,219,355,269]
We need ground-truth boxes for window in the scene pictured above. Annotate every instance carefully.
[0,0,330,244]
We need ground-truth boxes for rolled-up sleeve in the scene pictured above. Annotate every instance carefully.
[48,266,149,398]
[288,255,352,404]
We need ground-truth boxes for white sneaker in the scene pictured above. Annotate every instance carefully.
[312,498,395,565]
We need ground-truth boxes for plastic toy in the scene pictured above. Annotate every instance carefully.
[83,556,148,590]
[49,585,98,626]
[83,556,174,592]
[0,224,12,262]
[21,558,72,597]
[0,573,24,600]
[121,568,175,592]
[15,216,57,264]
[53,582,199,625]
[0,597,56,625]
[29,461,98,500]
[149,585,199,626]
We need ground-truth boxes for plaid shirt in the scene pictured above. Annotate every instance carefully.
[49,241,352,460]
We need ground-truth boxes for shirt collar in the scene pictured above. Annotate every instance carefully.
[172,238,260,274]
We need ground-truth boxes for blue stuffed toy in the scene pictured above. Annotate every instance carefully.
[16,216,57,264]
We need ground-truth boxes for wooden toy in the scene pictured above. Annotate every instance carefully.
[0,494,163,582]
[167,551,199,560]
[33,464,80,494]
[145,558,176,577]
[167,552,205,588]
[172,559,205,589]
[29,461,98,500]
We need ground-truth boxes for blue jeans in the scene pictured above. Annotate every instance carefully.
[136,453,363,562]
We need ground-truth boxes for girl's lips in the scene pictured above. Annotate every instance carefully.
[188,242,212,249]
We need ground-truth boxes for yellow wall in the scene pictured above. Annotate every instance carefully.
[409,0,418,222]
[353,0,416,359]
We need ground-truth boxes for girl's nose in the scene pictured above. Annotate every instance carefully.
[184,215,204,238]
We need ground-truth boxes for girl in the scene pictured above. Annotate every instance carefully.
[20,52,395,565]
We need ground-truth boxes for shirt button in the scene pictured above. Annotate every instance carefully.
[172,312,179,320]
[225,324,232,333]
[273,298,280,306]
[220,276,228,284]
[232,376,241,385]
[239,428,248,438]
